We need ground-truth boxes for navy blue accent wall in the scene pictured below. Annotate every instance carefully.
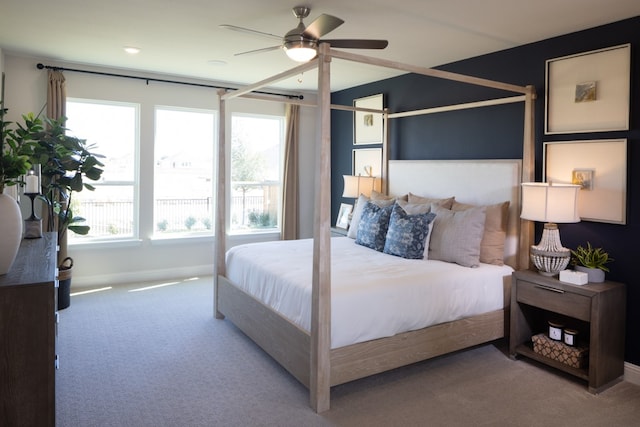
[331,16,640,364]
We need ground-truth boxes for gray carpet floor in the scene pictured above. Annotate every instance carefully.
[56,276,640,427]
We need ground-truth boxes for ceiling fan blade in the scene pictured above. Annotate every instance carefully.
[234,45,282,57]
[219,24,282,41]
[322,39,389,49]
[303,14,344,39]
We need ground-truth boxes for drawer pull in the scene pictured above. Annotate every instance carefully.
[534,284,564,294]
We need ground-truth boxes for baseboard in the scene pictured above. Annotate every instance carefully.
[71,265,214,289]
[625,361,640,386]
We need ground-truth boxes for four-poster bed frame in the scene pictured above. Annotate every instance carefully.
[214,43,536,412]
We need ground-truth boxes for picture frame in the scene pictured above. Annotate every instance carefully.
[336,203,352,229]
[352,148,382,177]
[353,94,384,145]
[544,44,630,134]
[544,139,627,224]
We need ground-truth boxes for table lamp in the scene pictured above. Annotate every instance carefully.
[342,175,379,199]
[520,182,580,276]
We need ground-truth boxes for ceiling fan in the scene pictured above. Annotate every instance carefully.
[220,6,388,62]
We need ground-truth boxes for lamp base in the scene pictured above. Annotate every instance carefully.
[530,223,571,276]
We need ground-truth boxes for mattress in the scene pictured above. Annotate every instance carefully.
[225,236,513,349]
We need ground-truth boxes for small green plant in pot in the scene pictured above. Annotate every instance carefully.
[570,242,613,283]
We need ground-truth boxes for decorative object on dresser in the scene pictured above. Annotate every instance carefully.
[23,164,43,239]
[0,106,40,274]
[0,193,22,274]
[510,269,626,394]
[0,232,58,426]
[520,182,581,276]
[570,242,613,283]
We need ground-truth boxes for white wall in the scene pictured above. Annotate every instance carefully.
[3,54,316,287]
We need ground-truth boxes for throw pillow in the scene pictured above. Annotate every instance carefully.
[428,205,487,267]
[408,192,455,209]
[348,195,394,239]
[396,199,436,258]
[383,203,436,259]
[355,201,394,252]
[451,201,510,265]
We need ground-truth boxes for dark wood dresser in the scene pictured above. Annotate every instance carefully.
[1,232,58,427]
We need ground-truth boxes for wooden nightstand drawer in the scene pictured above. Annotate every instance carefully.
[516,279,591,321]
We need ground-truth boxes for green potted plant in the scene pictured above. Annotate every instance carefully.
[30,116,104,307]
[0,106,39,274]
[570,242,613,283]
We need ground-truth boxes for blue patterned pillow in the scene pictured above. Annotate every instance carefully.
[355,202,394,252]
[383,203,437,259]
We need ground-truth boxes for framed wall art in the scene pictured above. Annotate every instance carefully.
[352,148,382,177]
[544,44,630,134]
[544,139,627,224]
[353,94,384,145]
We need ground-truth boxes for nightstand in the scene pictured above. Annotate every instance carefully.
[510,269,626,393]
[331,227,348,237]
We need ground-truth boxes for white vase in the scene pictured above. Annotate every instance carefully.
[575,265,605,283]
[0,193,23,274]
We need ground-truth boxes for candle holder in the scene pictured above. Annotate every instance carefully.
[24,166,43,239]
[24,192,43,239]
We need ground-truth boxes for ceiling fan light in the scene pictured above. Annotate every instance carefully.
[285,46,317,62]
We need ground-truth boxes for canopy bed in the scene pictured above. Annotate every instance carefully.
[214,43,536,412]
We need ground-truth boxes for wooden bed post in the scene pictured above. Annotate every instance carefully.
[519,84,536,269]
[310,42,332,413]
[214,89,227,319]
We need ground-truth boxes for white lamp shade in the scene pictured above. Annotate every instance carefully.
[342,175,381,198]
[521,182,581,223]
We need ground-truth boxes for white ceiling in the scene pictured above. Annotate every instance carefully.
[1,1,639,93]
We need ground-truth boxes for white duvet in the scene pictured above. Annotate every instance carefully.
[225,237,512,349]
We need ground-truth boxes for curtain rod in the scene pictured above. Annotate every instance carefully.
[36,63,304,100]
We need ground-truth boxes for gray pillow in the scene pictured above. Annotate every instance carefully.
[428,205,487,267]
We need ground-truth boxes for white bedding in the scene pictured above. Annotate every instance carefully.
[226,237,513,349]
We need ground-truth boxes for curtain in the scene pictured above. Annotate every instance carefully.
[281,104,300,240]
[47,70,66,122]
[45,70,67,262]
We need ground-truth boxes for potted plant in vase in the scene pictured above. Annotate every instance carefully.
[571,242,613,283]
[31,116,104,307]
[0,106,39,274]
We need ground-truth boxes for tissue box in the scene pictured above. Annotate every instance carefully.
[532,333,588,369]
[559,269,588,285]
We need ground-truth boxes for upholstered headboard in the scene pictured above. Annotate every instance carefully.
[388,160,522,269]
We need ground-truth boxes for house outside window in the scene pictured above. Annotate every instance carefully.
[65,99,139,242]
[153,107,215,237]
[230,113,283,234]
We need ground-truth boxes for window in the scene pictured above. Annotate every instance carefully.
[230,114,283,233]
[65,100,138,242]
[154,107,215,236]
